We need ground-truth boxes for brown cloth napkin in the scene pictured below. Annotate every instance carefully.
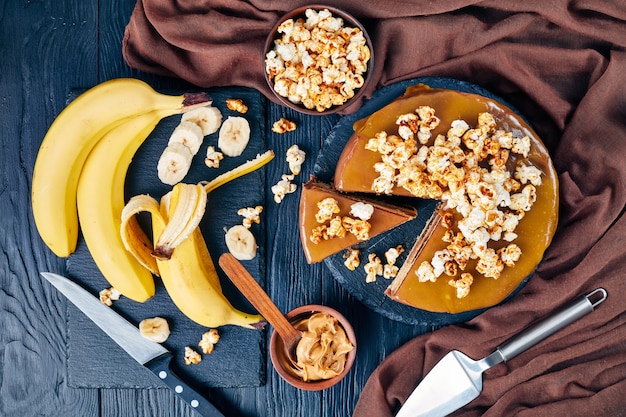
[123,1,626,415]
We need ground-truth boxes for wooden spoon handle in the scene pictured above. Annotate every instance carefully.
[218,253,301,343]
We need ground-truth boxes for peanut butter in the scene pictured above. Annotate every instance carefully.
[292,312,354,381]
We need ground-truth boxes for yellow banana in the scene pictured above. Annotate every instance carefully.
[76,111,169,302]
[120,151,275,328]
[122,191,264,329]
[32,78,211,257]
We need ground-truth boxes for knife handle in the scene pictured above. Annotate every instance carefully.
[496,288,607,362]
[146,353,225,417]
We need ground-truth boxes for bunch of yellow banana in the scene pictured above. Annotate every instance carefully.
[121,152,274,329]
[32,78,211,259]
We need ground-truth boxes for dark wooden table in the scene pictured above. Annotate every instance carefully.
[0,1,432,416]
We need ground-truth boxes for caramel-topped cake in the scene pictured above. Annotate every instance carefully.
[299,178,417,264]
[333,84,559,313]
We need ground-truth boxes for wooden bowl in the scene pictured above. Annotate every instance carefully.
[263,5,374,115]
[269,304,357,390]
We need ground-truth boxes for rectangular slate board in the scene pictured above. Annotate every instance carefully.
[65,87,268,388]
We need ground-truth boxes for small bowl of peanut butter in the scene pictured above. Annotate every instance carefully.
[269,304,357,390]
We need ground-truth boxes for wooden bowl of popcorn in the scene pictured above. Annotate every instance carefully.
[264,5,374,115]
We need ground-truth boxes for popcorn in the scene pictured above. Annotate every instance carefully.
[343,248,361,271]
[512,135,531,157]
[448,273,474,299]
[383,245,405,279]
[265,8,371,112]
[184,346,202,365]
[416,261,437,283]
[226,98,248,114]
[364,253,383,283]
[99,287,121,306]
[515,162,543,186]
[349,202,374,221]
[272,117,297,134]
[271,174,297,203]
[237,205,263,229]
[316,197,341,223]
[198,329,220,354]
[342,216,371,241]
[286,144,306,175]
[205,146,224,168]
[365,108,544,293]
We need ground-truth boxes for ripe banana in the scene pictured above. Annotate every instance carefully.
[32,77,211,257]
[218,116,251,157]
[76,111,167,302]
[121,151,275,328]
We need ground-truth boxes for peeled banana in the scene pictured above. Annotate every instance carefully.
[32,78,211,257]
[77,111,166,302]
[121,151,275,328]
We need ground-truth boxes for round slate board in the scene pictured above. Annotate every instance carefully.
[313,77,532,326]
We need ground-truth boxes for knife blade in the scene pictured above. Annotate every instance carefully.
[396,288,607,417]
[41,272,225,417]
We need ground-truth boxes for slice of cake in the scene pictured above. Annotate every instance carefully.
[299,178,417,264]
[333,84,559,313]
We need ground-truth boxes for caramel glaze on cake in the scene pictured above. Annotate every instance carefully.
[334,84,559,313]
[299,178,417,264]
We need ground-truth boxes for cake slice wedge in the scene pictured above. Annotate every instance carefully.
[299,178,417,264]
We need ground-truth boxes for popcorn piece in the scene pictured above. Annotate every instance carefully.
[383,264,399,279]
[448,273,474,299]
[364,253,383,283]
[99,287,121,306]
[384,245,405,266]
[416,261,437,283]
[515,162,543,186]
[198,329,220,354]
[327,216,347,238]
[271,174,297,203]
[272,117,297,134]
[499,243,522,267]
[343,248,361,271]
[237,205,263,228]
[342,217,371,241]
[184,346,202,365]
[315,197,341,223]
[349,202,374,221]
[205,146,224,168]
[309,225,328,244]
[226,98,248,114]
[512,135,531,157]
[286,144,306,175]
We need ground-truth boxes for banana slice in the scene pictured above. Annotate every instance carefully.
[157,142,194,185]
[224,224,257,260]
[218,116,251,157]
[182,106,223,136]
[168,121,204,155]
[139,317,170,343]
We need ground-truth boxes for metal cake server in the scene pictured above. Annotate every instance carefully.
[396,288,607,417]
[41,272,225,417]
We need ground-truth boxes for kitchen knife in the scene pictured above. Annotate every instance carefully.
[396,288,607,417]
[41,272,225,417]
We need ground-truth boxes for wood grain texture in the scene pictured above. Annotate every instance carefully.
[0,0,435,416]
